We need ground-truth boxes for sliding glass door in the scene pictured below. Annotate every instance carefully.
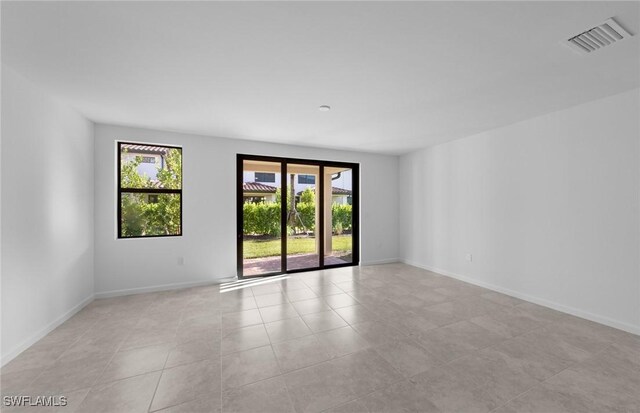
[286,163,321,271]
[237,155,359,278]
[239,159,283,277]
[324,166,354,266]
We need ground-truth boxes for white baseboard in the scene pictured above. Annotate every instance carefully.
[361,258,399,266]
[94,279,227,299]
[1,294,95,367]
[401,259,640,336]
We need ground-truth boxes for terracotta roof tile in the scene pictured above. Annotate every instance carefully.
[297,187,352,195]
[243,182,277,193]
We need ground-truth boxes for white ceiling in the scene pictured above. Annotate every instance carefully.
[2,1,639,155]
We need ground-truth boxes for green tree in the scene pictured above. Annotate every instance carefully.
[274,187,291,207]
[300,187,315,204]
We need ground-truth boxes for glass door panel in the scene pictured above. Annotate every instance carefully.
[242,160,282,277]
[324,167,353,266]
[286,164,320,271]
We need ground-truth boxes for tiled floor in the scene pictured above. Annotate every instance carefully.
[1,263,639,413]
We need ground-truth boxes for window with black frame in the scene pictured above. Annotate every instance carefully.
[254,172,275,183]
[118,142,182,238]
[298,174,315,184]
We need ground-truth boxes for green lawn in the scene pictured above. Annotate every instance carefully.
[244,235,352,259]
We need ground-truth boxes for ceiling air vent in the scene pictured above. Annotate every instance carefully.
[565,17,633,55]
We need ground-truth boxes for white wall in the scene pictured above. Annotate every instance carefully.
[1,67,95,363]
[399,89,640,334]
[94,124,399,296]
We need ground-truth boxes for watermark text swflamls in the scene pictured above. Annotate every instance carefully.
[3,395,68,407]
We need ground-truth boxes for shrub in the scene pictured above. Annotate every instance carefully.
[296,202,316,231]
[300,188,315,204]
[332,204,352,231]
[243,202,352,236]
[243,202,280,236]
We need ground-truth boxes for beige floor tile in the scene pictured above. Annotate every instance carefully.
[372,337,440,377]
[487,334,588,381]
[98,343,172,383]
[391,313,439,337]
[497,383,613,413]
[285,288,318,302]
[448,350,540,407]
[156,396,220,413]
[181,306,221,323]
[291,298,330,315]
[283,359,359,413]
[29,354,112,394]
[332,280,360,293]
[385,294,426,312]
[414,320,504,362]
[0,368,43,397]
[121,327,177,351]
[220,345,280,390]
[315,326,371,358]
[469,309,545,339]
[150,360,221,411]
[540,319,617,355]
[514,302,571,323]
[272,335,332,372]
[175,324,219,345]
[276,279,308,292]
[333,305,379,325]
[1,344,69,375]
[264,318,313,343]
[250,283,282,297]
[78,371,160,413]
[253,292,288,308]
[417,303,464,327]
[221,376,294,413]
[323,398,371,413]
[179,314,221,330]
[408,288,450,306]
[221,324,270,355]
[323,293,357,309]
[221,309,263,332]
[220,296,257,314]
[596,340,640,373]
[480,291,525,307]
[543,353,640,410]
[258,303,299,323]
[301,311,348,333]
[350,321,404,348]
[165,338,221,368]
[360,379,439,413]
[331,349,403,399]
[308,283,344,297]
[411,365,497,412]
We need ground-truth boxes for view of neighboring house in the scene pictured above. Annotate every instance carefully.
[121,143,169,203]
[242,182,278,203]
[242,170,352,204]
[121,143,168,182]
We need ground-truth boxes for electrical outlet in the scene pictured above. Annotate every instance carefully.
[465,253,472,262]
[177,256,184,265]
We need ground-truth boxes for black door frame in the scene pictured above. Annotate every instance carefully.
[237,154,360,279]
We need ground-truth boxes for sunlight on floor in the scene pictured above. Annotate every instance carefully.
[220,274,291,293]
